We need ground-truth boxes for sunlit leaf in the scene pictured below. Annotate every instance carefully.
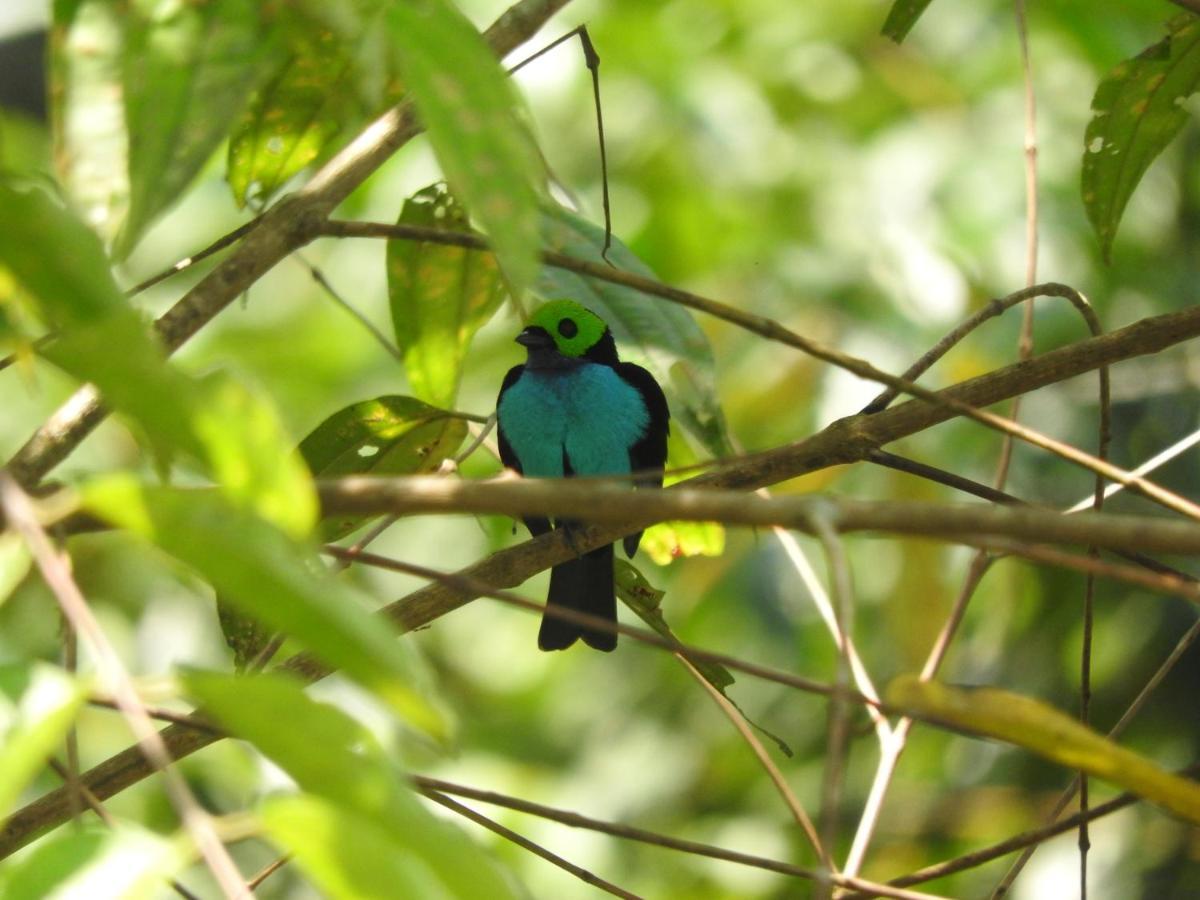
[186,671,516,898]
[300,394,467,540]
[227,46,352,208]
[50,0,128,241]
[881,0,937,43]
[0,665,85,825]
[640,431,725,565]
[114,0,282,257]
[388,183,507,408]
[84,479,444,737]
[387,0,542,303]
[1082,14,1200,261]
[888,676,1200,824]
[538,202,732,458]
[0,824,189,900]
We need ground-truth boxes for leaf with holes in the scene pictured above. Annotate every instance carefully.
[227,46,354,208]
[881,0,937,43]
[538,202,732,458]
[1083,14,1200,261]
[300,395,467,540]
[386,0,542,303]
[388,184,507,408]
[114,0,283,257]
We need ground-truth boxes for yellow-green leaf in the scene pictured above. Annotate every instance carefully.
[887,675,1200,824]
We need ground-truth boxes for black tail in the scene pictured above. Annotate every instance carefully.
[538,543,616,652]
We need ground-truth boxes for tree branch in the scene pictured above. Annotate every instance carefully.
[4,0,573,488]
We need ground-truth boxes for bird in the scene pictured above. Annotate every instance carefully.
[496,300,670,651]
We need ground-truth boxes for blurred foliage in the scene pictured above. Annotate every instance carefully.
[1,0,1199,897]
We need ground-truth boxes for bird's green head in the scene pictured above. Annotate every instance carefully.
[519,300,612,360]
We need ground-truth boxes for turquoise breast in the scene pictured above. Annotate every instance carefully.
[498,363,650,478]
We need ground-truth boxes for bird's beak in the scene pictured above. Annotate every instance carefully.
[516,327,554,349]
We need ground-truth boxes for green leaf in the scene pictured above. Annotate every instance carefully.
[300,395,467,540]
[538,203,732,458]
[887,676,1200,824]
[83,479,445,737]
[0,183,315,533]
[387,0,542,303]
[1082,14,1200,261]
[114,0,282,257]
[0,665,86,825]
[185,671,518,899]
[387,184,507,408]
[50,0,129,245]
[0,532,32,608]
[0,824,189,900]
[260,795,437,899]
[227,49,353,208]
[640,431,726,565]
[881,0,937,43]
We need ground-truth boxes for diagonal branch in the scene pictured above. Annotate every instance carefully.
[4,0,573,488]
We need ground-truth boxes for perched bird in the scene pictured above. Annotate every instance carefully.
[496,300,670,651]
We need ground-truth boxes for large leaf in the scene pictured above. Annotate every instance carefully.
[226,9,406,208]
[0,183,315,533]
[888,676,1200,824]
[0,824,189,900]
[387,0,542,303]
[299,394,468,540]
[83,479,444,737]
[113,0,281,257]
[50,0,128,242]
[538,203,732,457]
[881,0,937,43]
[227,48,354,208]
[185,671,518,899]
[0,665,85,825]
[387,184,507,408]
[1082,14,1200,261]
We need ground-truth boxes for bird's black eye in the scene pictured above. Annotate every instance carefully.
[557,318,578,339]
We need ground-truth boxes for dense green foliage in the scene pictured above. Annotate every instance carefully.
[2,0,1200,897]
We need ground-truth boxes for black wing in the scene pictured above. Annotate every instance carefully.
[496,364,551,538]
[616,362,670,557]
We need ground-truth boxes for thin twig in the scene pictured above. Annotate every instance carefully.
[296,253,404,362]
[245,854,292,891]
[422,789,642,899]
[412,777,950,900]
[679,654,829,869]
[0,473,250,899]
[47,758,203,900]
[127,217,263,297]
[855,761,1200,895]
[813,514,854,889]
